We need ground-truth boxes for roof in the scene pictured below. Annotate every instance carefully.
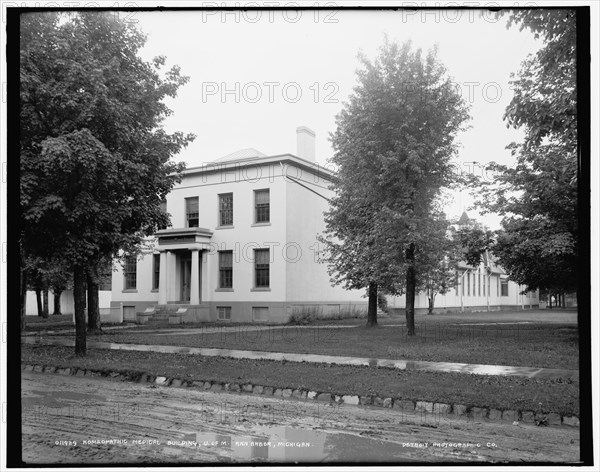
[211,148,267,163]
[457,211,471,225]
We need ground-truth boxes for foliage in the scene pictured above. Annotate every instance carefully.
[20,12,194,353]
[420,219,462,310]
[456,223,495,268]
[377,292,388,313]
[288,305,367,325]
[471,10,577,294]
[319,38,470,332]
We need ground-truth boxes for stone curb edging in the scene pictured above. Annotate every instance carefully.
[22,363,580,428]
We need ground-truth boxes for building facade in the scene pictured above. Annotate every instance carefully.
[110,127,367,323]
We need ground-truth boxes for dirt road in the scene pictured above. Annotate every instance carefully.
[21,372,580,464]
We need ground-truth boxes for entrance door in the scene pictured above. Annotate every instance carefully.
[181,258,191,302]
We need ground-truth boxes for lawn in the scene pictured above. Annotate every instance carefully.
[65,322,579,370]
[21,344,579,416]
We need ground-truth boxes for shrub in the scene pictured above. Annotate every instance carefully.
[377,292,388,313]
[288,305,367,324]
[288,306,322,325]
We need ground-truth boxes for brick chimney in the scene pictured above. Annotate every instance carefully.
[296,126,316,162]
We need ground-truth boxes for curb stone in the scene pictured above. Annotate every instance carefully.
[359,396,372,406]
[23,363,579,428]
[416,401,433,413]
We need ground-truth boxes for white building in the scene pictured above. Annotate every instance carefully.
[110,127,367,323]
[386,257,539,315]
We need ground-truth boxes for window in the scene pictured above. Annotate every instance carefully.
[153,254,160,290]
[497,277,500,297]
[219,251,233,288]
[158,199,168,230]
[478,273,481,297]
[217,306,232,321]
[124,256,137,290]
[483,274,486,296]
[219,193,233,226]
[123,306,136,321]
[252,306,269,321]
[186,197,199,228]
[467,273,470,296]
[461,271,465,296]
[455,271,459,296]
[501,279,509,297]
[254,189,270,223]
[254,249,270,288]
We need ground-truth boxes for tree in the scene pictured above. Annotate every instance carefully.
[87,257,111,333]
[320,38,470,333]
[472,10,577,295]
[419,215,462,315]
[20,12,194,355]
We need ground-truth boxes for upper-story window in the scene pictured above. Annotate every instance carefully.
[124,255,137,290]
[219,193,233,226]
[254,189,270,223]
[158,199,168,230]
[186,197,199,228]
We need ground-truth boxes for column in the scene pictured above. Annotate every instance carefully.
[158,251,168,305]
[190,249,200,305]
[201,249,210,303]
[166,251,174,302]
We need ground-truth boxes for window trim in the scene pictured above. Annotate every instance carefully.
[254,248,270,288]
[252,306,269,321]
[217,306,232,321]
[218,250,233,289]
[123,255,137,291]
[152,253,160,291]
[185,196,199,228]
[218,192,234,227]
[254,189,270,224]
[500,278,509,297]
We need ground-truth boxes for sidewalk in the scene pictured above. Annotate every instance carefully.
[22,336,578,380]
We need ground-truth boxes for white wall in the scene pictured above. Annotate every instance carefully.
[25,290,111,316]
[387,268,539,312]
[285,167,365,304]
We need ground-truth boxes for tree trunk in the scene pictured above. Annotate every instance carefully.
[548,294,553,309]
[87,270,101,334]
[53,290,62,315]
[366,282,378,327]
[42,289,49,318]
[405,244,416,336]
[20,265,27,331]
[35,289,43,317]
[73,265,87,356]
[428,293,435,315]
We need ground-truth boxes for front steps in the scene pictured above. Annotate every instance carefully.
[137,304,210,325]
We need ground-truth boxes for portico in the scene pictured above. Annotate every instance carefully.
[155,227,214,305]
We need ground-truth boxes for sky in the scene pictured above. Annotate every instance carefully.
[131,8,544,229]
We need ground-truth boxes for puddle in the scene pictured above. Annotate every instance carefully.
[191,425,438,462]
[22,389,107,407]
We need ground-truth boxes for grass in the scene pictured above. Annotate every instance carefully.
[69,322,579,370]
[21,344,579,416]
